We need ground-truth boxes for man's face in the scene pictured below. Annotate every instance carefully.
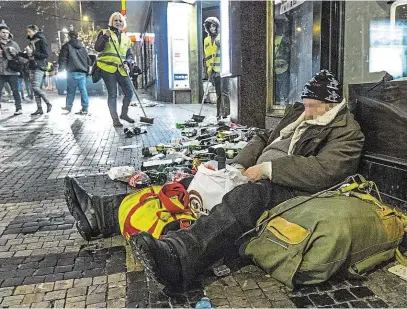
[113,16,124,30]
[209,24,217,34]
[27,29,36,38]
[303,98,333,120]
[0,29,10,40]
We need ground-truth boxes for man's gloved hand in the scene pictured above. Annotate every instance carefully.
[215,38,221,47]
[123,62,130,73]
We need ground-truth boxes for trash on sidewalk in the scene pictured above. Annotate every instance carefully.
[388,264,407,281]
[118,144,141,149]
[124,126,147,138]
[107,166,136,182]
[195,297,214,308]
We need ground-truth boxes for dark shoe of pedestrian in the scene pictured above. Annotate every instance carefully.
[31,109,43,116]
[120,114,135,123]
[46,103,52,113]
[61,106,71,113]
[131,232,184,292]
[113,119,123,127]
[14,108,22,116]
[75,109,88,115]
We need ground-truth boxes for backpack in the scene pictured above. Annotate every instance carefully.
[243,175,407,289]
[119,183,196,239]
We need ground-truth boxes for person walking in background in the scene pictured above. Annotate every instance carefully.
[94,12,134,127]
[130,63,142,90]
[0,23,23,115]
[19,25,52,116]
[58,30,91,115]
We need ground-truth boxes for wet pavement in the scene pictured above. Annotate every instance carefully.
[0,91,406,308]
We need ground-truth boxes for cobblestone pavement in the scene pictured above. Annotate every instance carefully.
[0,91,406,308]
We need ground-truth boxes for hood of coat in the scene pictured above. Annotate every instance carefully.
[68,38,84,50]
[204,17,220,36]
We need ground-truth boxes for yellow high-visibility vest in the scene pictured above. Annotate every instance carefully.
[96,29,132,76]
[204,33,220,74]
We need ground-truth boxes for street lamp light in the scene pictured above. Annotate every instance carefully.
[83,15,89,22]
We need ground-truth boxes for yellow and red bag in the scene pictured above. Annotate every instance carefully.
[119,183,196,239]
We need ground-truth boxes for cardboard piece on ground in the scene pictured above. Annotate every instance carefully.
[388,264,407,281]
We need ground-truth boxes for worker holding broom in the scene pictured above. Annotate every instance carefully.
[94,12,134,127]
[203,17,222,118]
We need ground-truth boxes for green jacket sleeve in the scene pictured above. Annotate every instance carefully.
[271,126,365,193]
[230,132,269,168]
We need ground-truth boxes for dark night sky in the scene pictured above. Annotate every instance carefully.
[0,1,123,59]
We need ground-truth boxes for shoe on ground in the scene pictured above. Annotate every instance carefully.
[131,232,183,292]
[75,109,88,115]
[113,119,123,127]
[120,114,135,123]
[31,109,43,116]
[14,109,22,115]
[61,107,71,113]
[46,103,52,113]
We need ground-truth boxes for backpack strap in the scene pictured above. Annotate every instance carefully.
[158,183,190,212]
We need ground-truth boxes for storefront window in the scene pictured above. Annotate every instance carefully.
[343,1,393,97]
[273,1,316,105]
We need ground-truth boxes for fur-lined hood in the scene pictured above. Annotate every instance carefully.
[204,17,220,35]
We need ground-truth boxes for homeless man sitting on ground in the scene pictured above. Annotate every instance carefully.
[132,69,365,293]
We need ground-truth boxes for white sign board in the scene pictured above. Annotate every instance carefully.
[167,3,190,89]
[280,0,306,14]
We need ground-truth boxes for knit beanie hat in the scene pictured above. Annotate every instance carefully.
[301,69,342,103]
[27,25,39,32]
[0,23,9,31]
[68,30,78,39]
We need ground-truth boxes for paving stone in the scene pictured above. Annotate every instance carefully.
[308,293,336,306]
[21,293,45,304]
[31,301,52,308]
[332,303,350,308]
[34,282,54,293]
[1,295,24,306]
[44,273,64,282]
[44,289,66,301]
[350,286,375,298]
[88,284,107,295]
[87,301,107,308]
[350,300,371,308]
[14,284,36,295]
[92,275,108,285]
[367,298,389,308]
[107,298,126,308]
[74,277,93,287]
[0,287,14,297]
[108,286,126,300]
[63,270,82,280]
[108,272,126,283]
[65,295,87,304]
[2,277,25,287]
[54,279,74,290]
[67,286,88,298]
[23,276,45,285]
[332,289,357,302]
[66,300,86,308]
[227,296,251,308]
[86,293,107,305]
[290,296,314,308]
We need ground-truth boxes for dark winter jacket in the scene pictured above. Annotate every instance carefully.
[231,102,365,193]
[19,32,49,71]
[58,38,91,74]
[0,39,21,75]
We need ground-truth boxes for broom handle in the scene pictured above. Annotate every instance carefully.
[109,36,148,118]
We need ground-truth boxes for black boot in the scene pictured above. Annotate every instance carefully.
[131,232,183,292]
[46,103,52,113]
[120,114,135,123]
[31,108,43,116]
[112,118,123,127]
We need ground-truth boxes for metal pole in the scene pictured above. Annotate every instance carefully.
[79,0,83,32]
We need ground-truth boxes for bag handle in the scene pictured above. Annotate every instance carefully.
[158,183,190,213]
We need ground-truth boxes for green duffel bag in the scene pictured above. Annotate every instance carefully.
[244,175,407,289]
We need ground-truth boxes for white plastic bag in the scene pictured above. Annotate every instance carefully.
[107,166,135,182]
[188,164,248,215]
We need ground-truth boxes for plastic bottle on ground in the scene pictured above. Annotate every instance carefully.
[195,297,213,308]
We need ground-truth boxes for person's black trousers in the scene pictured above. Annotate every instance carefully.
[166,180,295,285]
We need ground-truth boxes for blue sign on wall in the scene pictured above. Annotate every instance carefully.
[174,74,188,81]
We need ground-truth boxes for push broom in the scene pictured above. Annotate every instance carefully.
[110,39,154,124]
[192,44,219,123]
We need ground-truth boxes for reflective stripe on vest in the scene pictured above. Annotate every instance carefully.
[204,34,221,74]
[96,29,131,76]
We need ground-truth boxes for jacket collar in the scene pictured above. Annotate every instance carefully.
[279,100,347,138]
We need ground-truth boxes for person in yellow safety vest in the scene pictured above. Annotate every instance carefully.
[94,12,134,127]
[203,17,223,118]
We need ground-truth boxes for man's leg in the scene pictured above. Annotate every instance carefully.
[214,75,222,117]
[31,70,52,114]
[116,72,134,123]
[77,72,89,113]
[8,75,22,113]
[65,72,77,112]
[0,76,6,104]
[133,180,294,290]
